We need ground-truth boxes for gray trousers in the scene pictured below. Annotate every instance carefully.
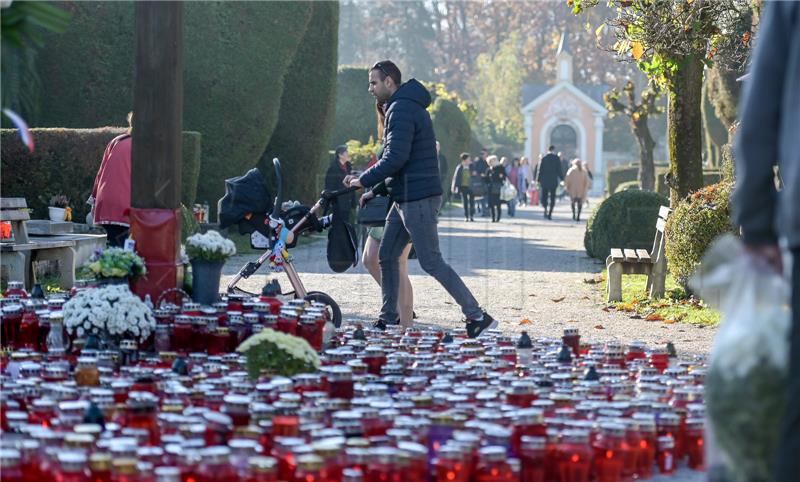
[378,195,482,322]
[777,248,800,481]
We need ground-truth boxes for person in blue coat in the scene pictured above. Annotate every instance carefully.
[344,60,497,338]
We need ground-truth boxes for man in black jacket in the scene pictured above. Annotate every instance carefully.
[536,145,563,219]
[732,3,800,479]
[345,60,497,337]
[471,149,490,216]
[324,145,356,223]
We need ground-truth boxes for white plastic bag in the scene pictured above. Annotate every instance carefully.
[689,234,790,481]
[500,180,517,202]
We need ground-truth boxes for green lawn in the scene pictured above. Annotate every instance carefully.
[597,273,721,326]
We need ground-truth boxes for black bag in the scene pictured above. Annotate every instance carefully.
[356,195,391,227]
[327,200,359,273]
[470,176,487,197]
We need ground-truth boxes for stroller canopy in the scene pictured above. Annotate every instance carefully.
[218,168,273,230]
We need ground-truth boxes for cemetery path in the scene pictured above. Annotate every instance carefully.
[223,197,716,357]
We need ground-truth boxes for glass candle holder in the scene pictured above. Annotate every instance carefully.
[656,436,675,475]
[556,430,592,482]
[327,366,354,400]
[562,328,580,357]
[435,446,467,482]
[520,436,546,482]
[277,310,299,336]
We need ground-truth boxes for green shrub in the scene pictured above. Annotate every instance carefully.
[331,66,377,146]
[0,128,201,221]
[584,189,669,260]
[34,1,314,215]
[345,138,381,170]
[606,165,639,196]
[431,97,472,193]
[614,180,641,194]
[260,1,339,203]
[665,181,735,287]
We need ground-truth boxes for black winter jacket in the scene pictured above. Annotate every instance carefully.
[358,79,443,202]
[537,153,563,190]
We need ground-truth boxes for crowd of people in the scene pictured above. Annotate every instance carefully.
[449,145,593,223]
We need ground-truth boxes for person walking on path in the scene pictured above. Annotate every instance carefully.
[518,157,533,206]
[732,3,800,481]
[325,145,357,224]
[564,158,591,221]
[487,155,506,222]
[536,145,563,219]
[344,60,497,337]
[451,152,475,222]
[472,149,490,217]
[89,112,133,247]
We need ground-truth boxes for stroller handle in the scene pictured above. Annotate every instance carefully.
[271,158,283,220]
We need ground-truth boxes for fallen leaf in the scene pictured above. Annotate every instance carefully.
[551,297,566,303]
[594,324,605,330]
[678,329,685,333]
[601,307,611,312]
[566,319,578,323]
[630,315,642,319]
[528,294,537,297]
[519,318,532,325]
[632,41,645,60]
[581,296,591,300]
[663,319,676,324]
[616,303,636,312]
[645,313,664,321]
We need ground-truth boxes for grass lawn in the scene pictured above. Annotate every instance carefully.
[596,273,721,326]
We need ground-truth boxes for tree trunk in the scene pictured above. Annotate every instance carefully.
[633,116,656,191]
[666,55,704,205]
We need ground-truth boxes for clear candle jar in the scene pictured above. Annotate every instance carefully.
[75,357,101,387]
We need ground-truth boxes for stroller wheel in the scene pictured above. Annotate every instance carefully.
[304,291,342,328]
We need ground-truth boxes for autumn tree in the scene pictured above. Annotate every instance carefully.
[604,80,661,190]
[573,0,754,204]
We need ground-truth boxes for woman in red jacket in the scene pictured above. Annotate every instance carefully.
[88,112,132,247]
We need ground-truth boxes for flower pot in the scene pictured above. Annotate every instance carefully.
[190,259,225,305]
[48,206,66,222]
[95,277,130,287]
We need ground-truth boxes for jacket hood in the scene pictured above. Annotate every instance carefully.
[389,78,431,108]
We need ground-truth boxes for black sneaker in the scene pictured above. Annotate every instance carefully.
[466,312,498,338]
[372,319,388,331]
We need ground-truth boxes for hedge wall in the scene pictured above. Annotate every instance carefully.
[331,66,377,146]
[606,165,639,196]
[261,1,339,203]
[34,1,313,214]
[431,98,471,194]
[0,128,201,222]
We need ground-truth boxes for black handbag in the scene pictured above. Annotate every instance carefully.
[357,195,391,227]
[470,176,487,197]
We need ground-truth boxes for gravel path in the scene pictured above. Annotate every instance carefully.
[222,197,716,357]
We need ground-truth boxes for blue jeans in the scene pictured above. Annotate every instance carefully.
[378,195,482,322]
[777,249,800,481]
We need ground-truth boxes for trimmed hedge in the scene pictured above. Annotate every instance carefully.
[0,128,201,221]
[261,1,339,203]
[606,165,639,196]
[665,181,735,287]
[614,180,640,194]
[34,1,314,214]
[431,98,471,194]
[584,189,669,260]
[331,66,377,146]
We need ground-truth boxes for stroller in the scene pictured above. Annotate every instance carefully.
[219,158,358,327]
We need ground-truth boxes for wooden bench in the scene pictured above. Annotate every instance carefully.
[1,198,77,289]
[606,205,671,302]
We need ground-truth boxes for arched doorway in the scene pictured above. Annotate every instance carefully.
[550,124,578,161]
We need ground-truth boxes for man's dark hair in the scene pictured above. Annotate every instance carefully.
[548,145,555,152]
[371,60,401,86]
[480,148,488,154]
[460,152,471,161]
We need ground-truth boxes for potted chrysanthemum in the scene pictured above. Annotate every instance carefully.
[63,284,155,348]
[86,247,147,285]
[237,328,320,379]
[185,230,236,305]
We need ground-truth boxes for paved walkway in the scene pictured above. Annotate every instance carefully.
[222,197,716,357]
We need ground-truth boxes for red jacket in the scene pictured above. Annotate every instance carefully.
[90,134,131,226]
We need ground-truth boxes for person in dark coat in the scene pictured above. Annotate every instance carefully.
[486,155,506,222]
[451,152,475,222]
[471,149,490,216]
[344,60,497,338]
[536,145,564,219]
[731,3,800,480]
[324,145,356,224]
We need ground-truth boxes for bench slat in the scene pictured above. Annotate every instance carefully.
[656,218,667,233]
[623,249,640,262]
[635,249,652,263]
[2,238,76,251]
[610,248,625,261]
[658,205,671,219]
[0,198,27,209]
[0,210,30,221]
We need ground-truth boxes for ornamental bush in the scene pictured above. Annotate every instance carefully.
[665,181,735,287]
[584,189,669,260]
